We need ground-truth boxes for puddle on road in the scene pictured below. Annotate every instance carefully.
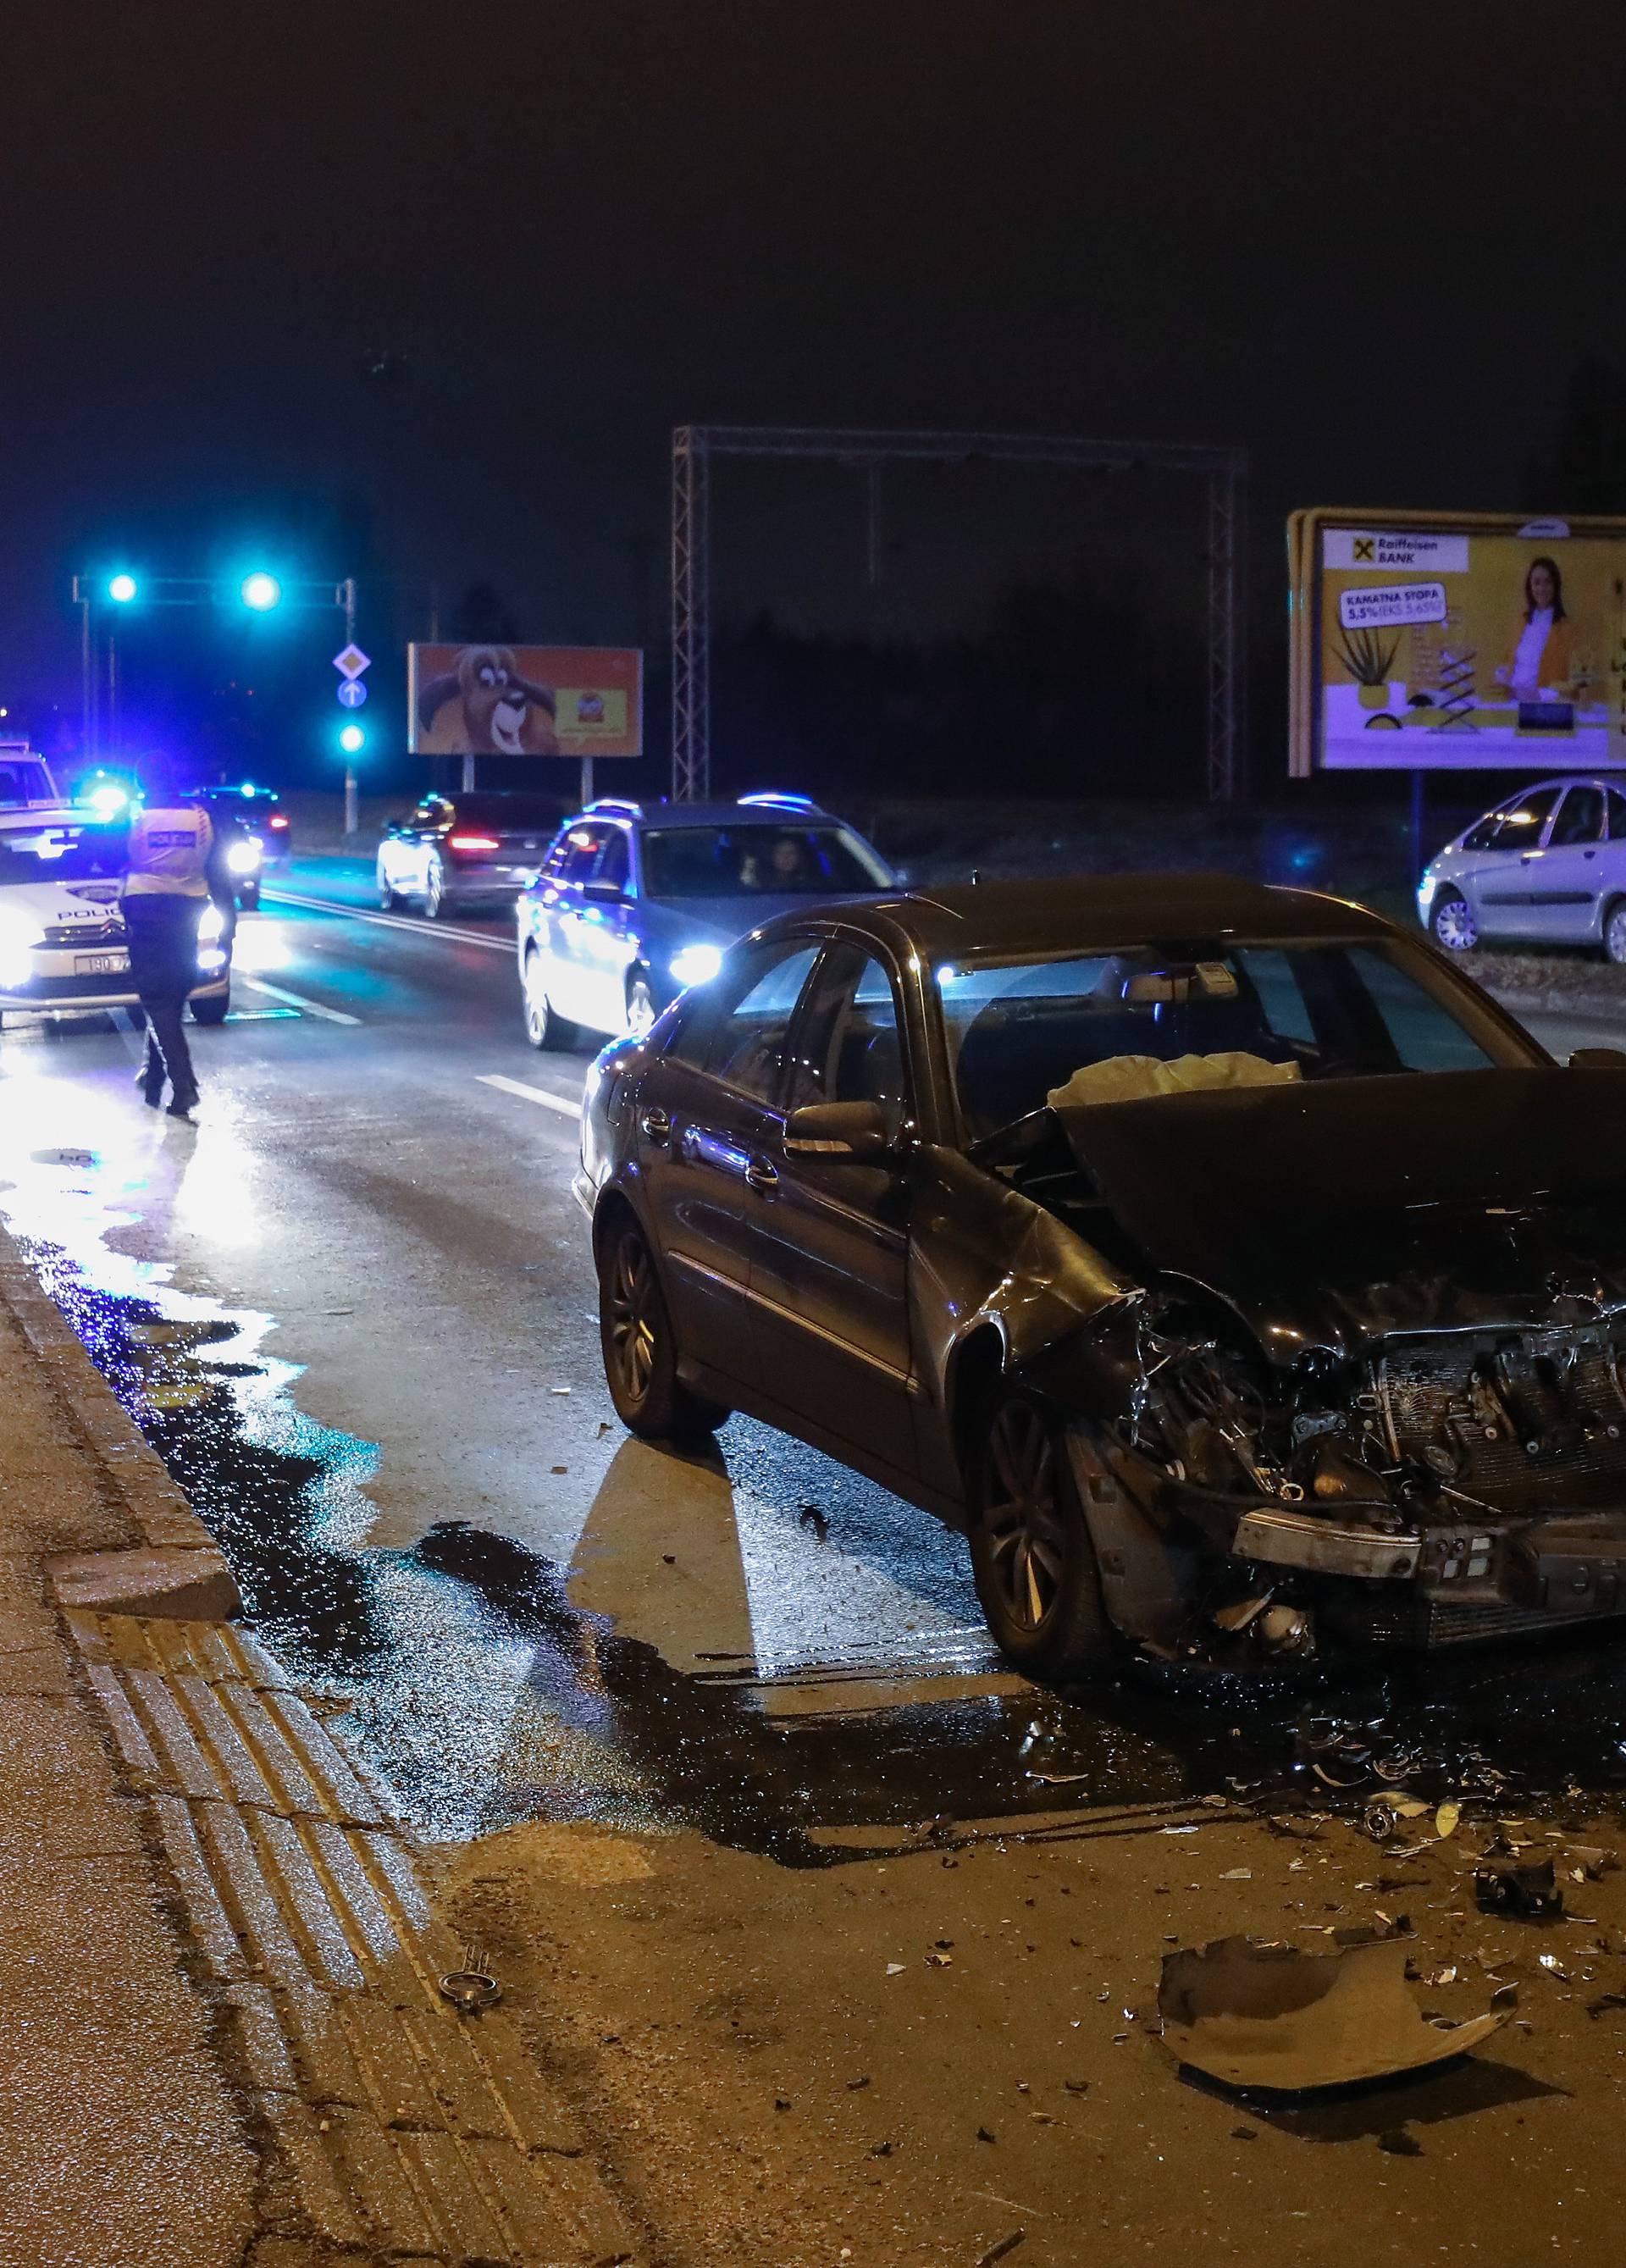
[5,1136,1626,1860]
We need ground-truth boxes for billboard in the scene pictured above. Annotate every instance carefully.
[1288,509,1626,774]
[408,644,642,758]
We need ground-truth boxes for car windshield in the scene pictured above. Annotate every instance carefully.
[0,761,57,805]
[639,823,890,899]
[0,821,124,885]
[1459,788,1562,852]
[942,938,1532,1146]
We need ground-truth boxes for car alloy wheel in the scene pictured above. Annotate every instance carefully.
[1431,890,1477,952]
[423,858,446,919]
[969,1390,1117,1679]
[1607,903,1626,965]
[982,1398,1067,1634]
[523,950,574,1048]
[597,1218,730,1440]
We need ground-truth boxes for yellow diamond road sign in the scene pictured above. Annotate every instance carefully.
[333,644,371,679]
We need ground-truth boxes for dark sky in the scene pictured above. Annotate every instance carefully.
[4,1,1624,747]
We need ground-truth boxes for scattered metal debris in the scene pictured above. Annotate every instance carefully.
[438,1956,502,2013]
[1158,1935,1509,2092]
[976,2233,1025,2268]
[1475,1857,1564,1919]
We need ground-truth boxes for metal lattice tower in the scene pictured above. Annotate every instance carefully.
[670,425,1248,803]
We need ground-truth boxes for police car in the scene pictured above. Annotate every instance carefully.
[0,810,232,1031]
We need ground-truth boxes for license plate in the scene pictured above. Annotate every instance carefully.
[75,953,129,976]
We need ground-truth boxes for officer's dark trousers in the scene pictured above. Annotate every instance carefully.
[123,894,202,1102]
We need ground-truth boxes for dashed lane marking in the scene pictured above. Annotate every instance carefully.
[264,888,514,954]
[237,975,362,1026]
[475,1073,583,1119]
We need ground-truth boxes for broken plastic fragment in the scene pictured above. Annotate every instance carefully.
[1157,1934,1508,2093]
[1475,1858,1564,1920]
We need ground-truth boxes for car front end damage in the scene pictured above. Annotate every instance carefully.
[971,1065,1626,1663]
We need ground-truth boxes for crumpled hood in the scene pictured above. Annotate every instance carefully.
[1055,1066,1626,1356]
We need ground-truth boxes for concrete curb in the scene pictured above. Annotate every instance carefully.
[0,1225,244,1619]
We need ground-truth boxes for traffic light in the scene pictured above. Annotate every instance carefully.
[338,722,365,755]
[107,574,139,604]
[240,571,282,611]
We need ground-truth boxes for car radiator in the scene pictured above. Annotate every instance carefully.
[1377,1336,1626,1513]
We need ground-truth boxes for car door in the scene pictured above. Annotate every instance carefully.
[742,940,918,1479]
[581,826,636,1033]
[633,937,821,1387]
[1522,784,1607,942]
[1459,785,1563,940]
[538,822,615,1027]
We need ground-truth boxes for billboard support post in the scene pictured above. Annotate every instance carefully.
[670,424,1247,804]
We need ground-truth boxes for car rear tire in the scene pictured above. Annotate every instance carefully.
[969,1391,1118,1679]
[423,858,448,919]
[1605,899,1626,965]
[598,1218,728,1441]
[376,860,398,910]
[191,991,230,1026]
[523,949,576,1049]
[1430,890,1477,952]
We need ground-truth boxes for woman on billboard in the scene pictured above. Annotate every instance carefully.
[1494,556,1575,699]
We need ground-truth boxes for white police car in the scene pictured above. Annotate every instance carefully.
[0,810,231,1030]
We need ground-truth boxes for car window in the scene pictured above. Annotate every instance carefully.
[0,821,125,884]
[1459,787,1561,852]
[639,823,890,899]
[596,831,630,892]
[556,825,610,885]
[1607,790,1626,843]
[1550,787,1605,847]
[699,940,821,1103]
[786,945,909,1137]
[942,940,1521,1145]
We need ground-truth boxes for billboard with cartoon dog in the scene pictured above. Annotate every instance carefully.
[1287,508,1626,774]
[408,644,642,758]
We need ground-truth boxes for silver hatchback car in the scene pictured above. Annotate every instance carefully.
[1418,776,1626,962]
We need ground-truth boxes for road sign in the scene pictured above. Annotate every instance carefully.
[332,644,371,679]
[336,678,368,709]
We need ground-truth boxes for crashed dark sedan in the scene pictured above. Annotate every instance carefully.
[574,873,1626,1673]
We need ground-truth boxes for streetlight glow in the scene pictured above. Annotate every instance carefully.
[240,572,282,611]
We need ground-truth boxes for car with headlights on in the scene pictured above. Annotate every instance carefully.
[1418,776,1626,960]
[575,872,1626,1677]
[184,784,291,904]
[0,810,232,1030]
[377,790,567,919]
[517,793,896,1048]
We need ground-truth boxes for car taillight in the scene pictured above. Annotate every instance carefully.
[268,813,289,829]
[448,833,501,851]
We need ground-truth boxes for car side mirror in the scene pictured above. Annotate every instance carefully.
[583,877,624,903]
[783,1100,896,1160]
[1570,1047,1626,1069]
[382,818,401,836]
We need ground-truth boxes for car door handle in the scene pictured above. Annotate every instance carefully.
[744,1159,779,1195]
[1521,852,1540,863]
[640,1107,671,1143]
[1585,849,1597,859]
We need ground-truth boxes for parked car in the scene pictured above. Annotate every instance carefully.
[576,871,1626,1675]
[0,745,63,809]
[0,809,232,1030]
[1418,776,1626,960]
[377,791,567,918]
[517,792,896,1048]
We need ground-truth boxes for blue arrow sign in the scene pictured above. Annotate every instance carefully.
[336,678,368,708]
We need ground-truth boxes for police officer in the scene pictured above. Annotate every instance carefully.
[121,765,227,1116]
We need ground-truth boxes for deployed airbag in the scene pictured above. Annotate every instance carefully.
[1047,1051,1300,1111]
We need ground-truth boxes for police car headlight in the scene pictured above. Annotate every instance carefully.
[226,838,263,875]
[670,943,722,987]
[197,904,226,946]
[0,911,43,987]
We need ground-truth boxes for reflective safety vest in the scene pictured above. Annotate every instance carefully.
[123,805,214,899]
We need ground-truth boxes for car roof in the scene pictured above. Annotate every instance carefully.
[744,873,1400,960]
[1482,776,1622,796]
[569,796,838,831]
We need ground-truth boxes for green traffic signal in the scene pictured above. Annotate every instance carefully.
[107,574,139,604]
[338,722,365,755]
[240,572,282,611]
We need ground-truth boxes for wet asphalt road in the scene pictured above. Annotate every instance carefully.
[4,856,1626,1854]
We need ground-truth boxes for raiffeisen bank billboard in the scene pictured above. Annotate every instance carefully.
[1288,508,1626,774]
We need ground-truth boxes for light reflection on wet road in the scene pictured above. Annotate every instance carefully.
[4,886,1626,1859]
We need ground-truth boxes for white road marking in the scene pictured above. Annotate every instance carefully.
[476,1073,583,1119]
[265,888,514,954]
[237,975,362,1026]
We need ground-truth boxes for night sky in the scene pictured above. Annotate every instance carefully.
[5,1,1624,770]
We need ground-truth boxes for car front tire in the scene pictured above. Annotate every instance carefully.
[969,1391,1118,1679]
[1605,899,1626,965]
[191,990,230,1026]
[1430,888,1478,953]
[238,882,261,912]
[423,857,448,919]
[598,1216,728,1441]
